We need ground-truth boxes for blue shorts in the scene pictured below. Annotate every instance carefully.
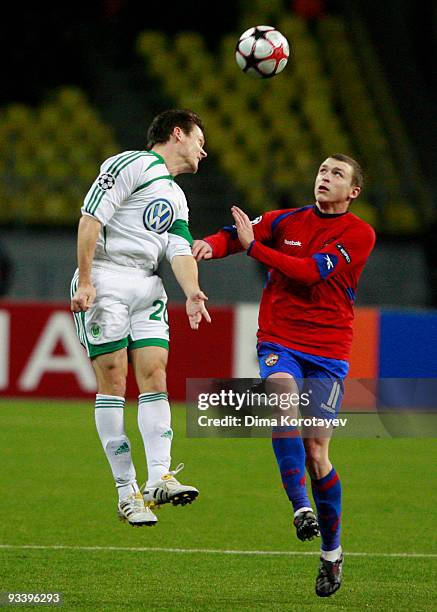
[257,342,349,419]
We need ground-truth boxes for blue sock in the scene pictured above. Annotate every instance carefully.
[311,467,342,551]
[272,427,311,513]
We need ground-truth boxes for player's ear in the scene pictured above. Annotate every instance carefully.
[173,126,183,142]
[350,186,361,201]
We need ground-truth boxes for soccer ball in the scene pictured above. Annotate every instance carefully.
[235,26,290,78]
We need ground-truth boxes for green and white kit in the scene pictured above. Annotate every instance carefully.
[71,150,193,358]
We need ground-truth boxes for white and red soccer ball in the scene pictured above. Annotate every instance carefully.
[235,26,290,78]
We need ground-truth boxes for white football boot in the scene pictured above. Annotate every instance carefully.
[142,463,199,509]
[117,491,158,526]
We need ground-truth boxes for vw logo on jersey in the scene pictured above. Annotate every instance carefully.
[143,199,175,234]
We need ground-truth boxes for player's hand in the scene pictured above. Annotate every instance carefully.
[186,290,211,330]
[71,283,96,312]
[192,240,213,261]
[231,205,255,249]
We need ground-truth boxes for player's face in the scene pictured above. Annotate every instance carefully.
[180,124,207,173]
[314,158,360,206]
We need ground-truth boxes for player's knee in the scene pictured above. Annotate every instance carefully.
[144,363,167,392]
[305,440,326,470]
[98,366,127,396]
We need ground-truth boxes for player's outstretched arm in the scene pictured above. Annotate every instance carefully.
[71,215,101,313]
[171,255,211,330]
[194,208,258,259]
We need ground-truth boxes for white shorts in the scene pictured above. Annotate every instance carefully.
[70,261,169,358]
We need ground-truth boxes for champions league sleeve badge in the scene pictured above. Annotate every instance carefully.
[97,173,116,190]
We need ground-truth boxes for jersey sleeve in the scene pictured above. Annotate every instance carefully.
[311,223,376,280]
[166,194,194,262]
[81,152,146,225]
[203,211,277,258]
[248,222,376,285]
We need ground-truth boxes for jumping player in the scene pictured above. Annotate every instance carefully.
[193,155,376,597]
[71,110,210,528]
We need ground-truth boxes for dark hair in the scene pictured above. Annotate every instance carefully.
[146,109,204,149]
[330,154,364,189]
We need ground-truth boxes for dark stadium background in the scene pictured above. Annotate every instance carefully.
[0,0,436,306]
[2,1,435,173]
[3,1,435,180]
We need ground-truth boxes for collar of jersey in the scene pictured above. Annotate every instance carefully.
[312,204,349,219]
[146,150,174,178]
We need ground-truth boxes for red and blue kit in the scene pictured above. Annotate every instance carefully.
[204,205,376,361]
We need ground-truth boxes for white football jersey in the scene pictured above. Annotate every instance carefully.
[81,150,193,270]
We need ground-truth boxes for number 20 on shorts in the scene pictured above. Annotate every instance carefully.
[149,299,168,324]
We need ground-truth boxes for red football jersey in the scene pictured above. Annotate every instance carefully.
[204,205,376,361]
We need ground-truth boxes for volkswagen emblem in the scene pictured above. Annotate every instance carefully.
[143,199,175,234]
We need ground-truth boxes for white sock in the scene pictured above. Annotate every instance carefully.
[321,545,342,562]
[94,394,138,501]
[138,392,172,485]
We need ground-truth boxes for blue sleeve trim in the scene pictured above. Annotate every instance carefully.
[312,252,339,279]
[346,287,356,302]
[271,205,314,232]
[223,225,238,239]
[247,240,256,255]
